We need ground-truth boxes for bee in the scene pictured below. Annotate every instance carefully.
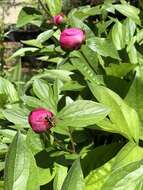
[45,116,55,128]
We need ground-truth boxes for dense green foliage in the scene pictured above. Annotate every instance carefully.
[1,0,143,189]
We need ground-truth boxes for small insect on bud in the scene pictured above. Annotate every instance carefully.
[28,108,55,133]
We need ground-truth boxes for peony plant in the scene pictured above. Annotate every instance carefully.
[1,1,143,190]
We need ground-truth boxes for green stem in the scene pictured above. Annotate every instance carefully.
[0,43,5,73]
[57,52,70,68]
[46,131,75,153]
[79,49,97,73]
[38,0,51,17]
[69,128,76,153]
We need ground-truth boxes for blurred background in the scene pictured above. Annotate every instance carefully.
[0,0,141,73]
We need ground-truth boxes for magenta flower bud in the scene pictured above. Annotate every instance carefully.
[53,14,64,25]
[60,28,86,51]
[28,108,54,133]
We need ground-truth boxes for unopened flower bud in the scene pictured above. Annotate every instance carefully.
[60,28,85,51]
[53,14,64,25]
[28,108,54,133]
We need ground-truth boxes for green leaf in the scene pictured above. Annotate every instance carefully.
[85,159,114,190]
[38,167,55,186]
[33,79,56,113]
[0,181,4,190]
[0,162,4,172]
[112,21,125,50]
[127,37,138,64]
[37,30,54,43]
[0,129,17,143]
[88,83,140,142]
[7,62,22,82]
[114,4,140,25]
[16,7,43,27]
[81,45,99,72]
[22,95,50,109]
[57,100,110,128]
[45,0,62,16]
[101,160,143,190]
[22,40,42,48]
[69,5,101,20]
[82,143,123,177]
[26,129,43,155]
[0,77,19,103]
[62,81,85,91]
[53,163,68,190]
[125,66,143,126]
[0,93,8,107]
[0,144,8,155]
[30,69,72,82]
[42,69,72,82]
[70,51,102,85]
[4,132,40,190]
[68,11,95,38]
[87,37,119,59]
[123,18,136,45]
[113,142,143,170]
[11,48,38,58]
[3,106,29,128]
[61,158,85,190]
[105,63,136,78]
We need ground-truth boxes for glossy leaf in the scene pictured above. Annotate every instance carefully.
[30,69,72,82]
[37,30,54,43]
[4,132,39,190]
[114,4,140,25]
[21,40,42,48]
[33,79,56,113]
[0,77,19,103]
[57,100,110,128]
[105,63,136,78]
[70,51,102,85]
[87,37,119,59]
[11,48,38,58]
[112,21,125,50]
[3,106,29,128]
[69,5,101,20]
[123,18,136,45]
[125,67,143,126]
[45,0,62,16]
[16,7,43,27]
[22,95,50,109]
[38,167,55,186]
[101,160,143,190]
[88,83,140,142]
[113,142,143,170]
[82,143,123,176]
[53,163,68,190]
[61,158,85,190]
[85,159,114,190]
[68,11,95,38]
[26,129,43,155]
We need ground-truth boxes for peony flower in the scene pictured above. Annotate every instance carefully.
[28,108,54,133]
[60,28,85,51]
[53,14,64,25]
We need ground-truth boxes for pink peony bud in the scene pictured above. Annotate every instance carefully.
[28,108,54,133]
[60,28,86,51]
[53,14,64,25]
